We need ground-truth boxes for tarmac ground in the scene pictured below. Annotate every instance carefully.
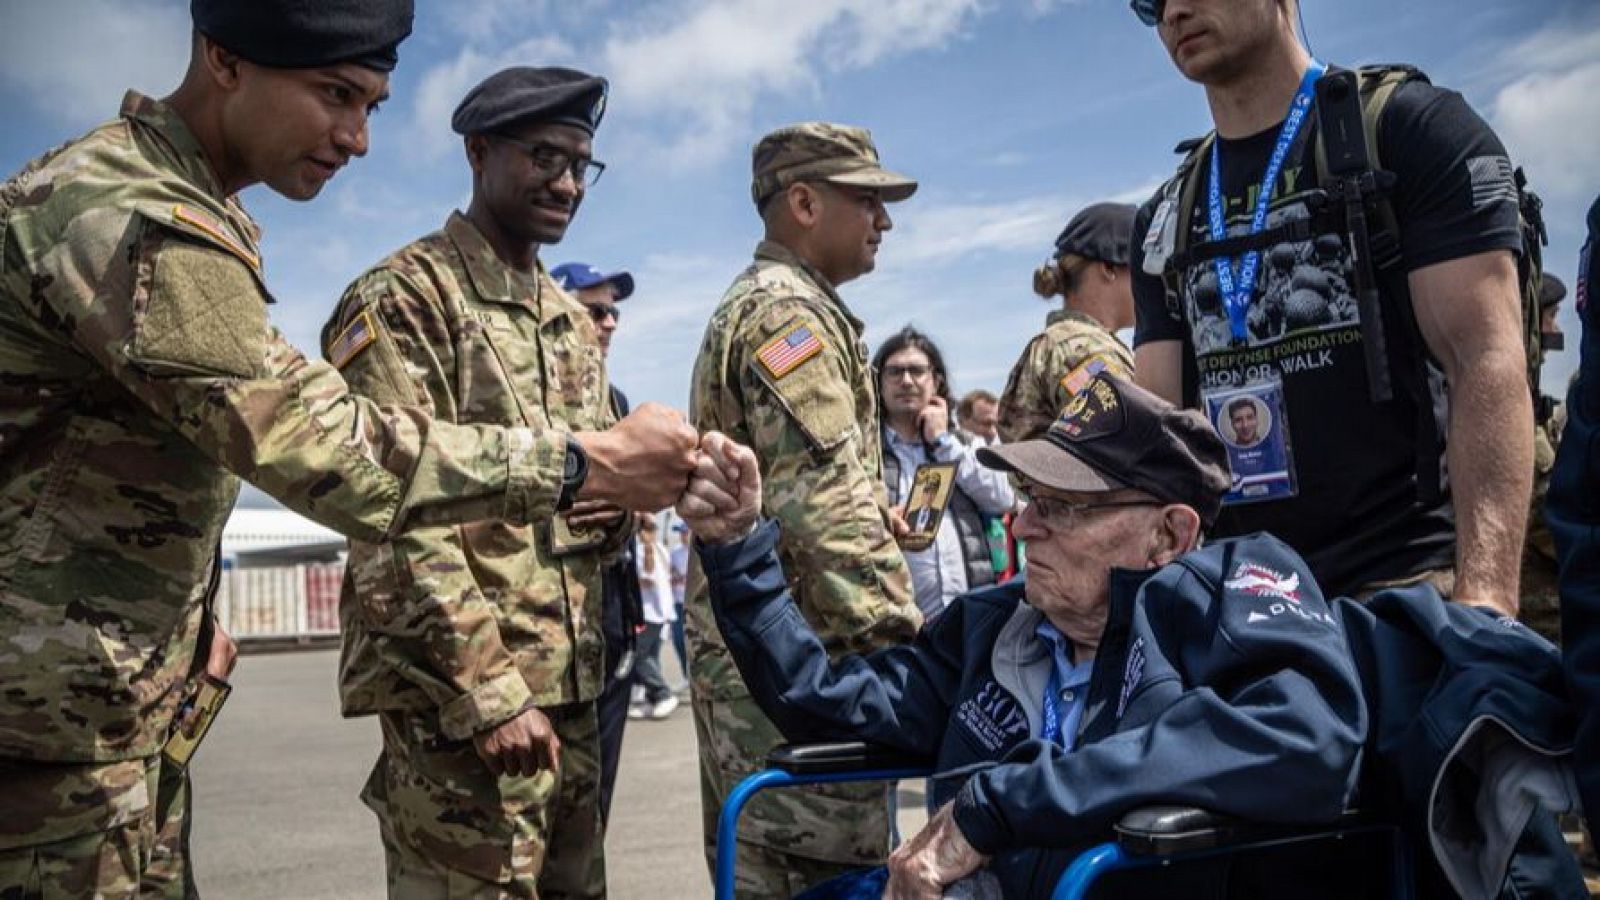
[191,646,925,899]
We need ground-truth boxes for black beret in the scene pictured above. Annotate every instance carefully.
[1054,202,1138,266]
[192,0,414,72]
[452,67,609,137]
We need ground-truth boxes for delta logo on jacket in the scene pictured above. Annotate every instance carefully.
[1225,561,1335,628]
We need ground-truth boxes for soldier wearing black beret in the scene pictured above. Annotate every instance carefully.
[325,63,634,900]
[0,6,701,900]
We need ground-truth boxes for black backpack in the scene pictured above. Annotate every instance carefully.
[1154,65,1551,499]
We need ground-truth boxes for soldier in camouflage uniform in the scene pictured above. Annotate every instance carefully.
[999,203,1138,443]
[1521,273,1570,643]
[686,123,924,898]
[326,68,630,899]
[0,10,696,899]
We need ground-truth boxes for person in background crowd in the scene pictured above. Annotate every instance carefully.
[956,389,1002,446]
[669,521,692,679]
[876,327,1017,620]
[554,259,646,827]
[630,516,680,720]
[1000,202,1138,443]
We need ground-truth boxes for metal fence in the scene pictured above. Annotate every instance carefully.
[216,562,344,640]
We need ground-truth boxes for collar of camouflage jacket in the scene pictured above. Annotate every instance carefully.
[752,238,866,335]
[1046,307,1103,330]
[444,211,576,326]
[120,91,231,205]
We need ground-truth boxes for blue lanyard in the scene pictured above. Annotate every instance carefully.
[1208,60,1327,342]
[1041,666,1064,746]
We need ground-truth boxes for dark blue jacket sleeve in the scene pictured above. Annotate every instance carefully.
[698,520,965,757]
[951,554,1365,855]
[1552,193,1600,839]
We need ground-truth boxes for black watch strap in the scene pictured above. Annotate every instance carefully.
[557,435,588,511]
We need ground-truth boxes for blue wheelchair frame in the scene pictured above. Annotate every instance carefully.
[713,742,1413,900]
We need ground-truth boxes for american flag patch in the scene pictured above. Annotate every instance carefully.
[1466,156,1518,210]
[328,311,377,369]
[172,204,260,271]
[1060,354,1112,398]
[756,323,824,379]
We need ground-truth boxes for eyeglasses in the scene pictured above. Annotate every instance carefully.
[493,135,606,187]
[1130,0,1165,27]
[586,303,621,323]
[1021,493,1160,532]
[882,364,933,382]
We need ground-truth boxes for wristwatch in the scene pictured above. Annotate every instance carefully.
[558,435,588,511]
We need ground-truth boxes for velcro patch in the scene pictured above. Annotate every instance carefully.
[756,323,824,379]
[132,239,267,379]
[1059,354,1115,399]
[172,204,260,272]
[328,311,378,370]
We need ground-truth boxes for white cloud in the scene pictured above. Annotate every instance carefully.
[405,35,576,161]
[0,0,189,126]
[599,0,985,166]
[1490,63,1600,202]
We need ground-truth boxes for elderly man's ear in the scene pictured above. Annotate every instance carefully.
[1146,504,1203,567]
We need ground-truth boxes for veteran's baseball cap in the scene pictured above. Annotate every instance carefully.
[750,122,917,208]
[1053,203,1138,266]
[551,262,634,301]
[979,374,1231,527]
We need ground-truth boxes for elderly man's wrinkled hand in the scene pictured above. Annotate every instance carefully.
[886,801,989,900]
[675,432,760,545]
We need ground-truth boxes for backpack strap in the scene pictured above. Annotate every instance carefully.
[1162,134,1213,406]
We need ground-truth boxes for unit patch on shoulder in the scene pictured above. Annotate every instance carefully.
[172,204,260,272]
[1059,354,1115,399]
[756,322,824,379]
[328,310,378,370]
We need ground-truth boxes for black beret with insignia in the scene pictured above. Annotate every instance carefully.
[451,67,610,137]
[192,0,415,73]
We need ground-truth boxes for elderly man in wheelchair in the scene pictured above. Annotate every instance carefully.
[678,374,1584,900]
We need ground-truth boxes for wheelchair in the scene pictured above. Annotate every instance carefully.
[713,742,1413,900]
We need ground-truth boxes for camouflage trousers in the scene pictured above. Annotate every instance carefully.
[365,701,605,899]
[692,693,891,900]
[0,754,193,899]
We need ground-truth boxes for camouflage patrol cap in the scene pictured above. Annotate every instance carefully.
[750,123,917,208]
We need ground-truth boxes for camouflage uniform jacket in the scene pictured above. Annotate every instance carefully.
[0,93,564,776]
[998,309,1134,443]
[327,213,618,737]
[1520,400,1567,641]
[686,240,919,701]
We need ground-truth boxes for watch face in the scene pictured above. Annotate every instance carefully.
[565,451,582,480]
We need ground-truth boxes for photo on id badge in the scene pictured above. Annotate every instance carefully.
[1205,383,1296,504]
[900,463,957,552]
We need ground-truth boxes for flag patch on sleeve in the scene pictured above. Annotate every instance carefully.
[328,311,377,369]
[1060,354,1113,398]
[756,323,824,379]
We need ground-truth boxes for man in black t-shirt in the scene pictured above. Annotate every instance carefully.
[1128,0,1531,615]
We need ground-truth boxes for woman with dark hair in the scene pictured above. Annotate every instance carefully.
[874,326,1016,619]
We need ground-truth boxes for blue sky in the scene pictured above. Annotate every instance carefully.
[3,0,1597,508]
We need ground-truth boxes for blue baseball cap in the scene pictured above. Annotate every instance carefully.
[551,262,634,301]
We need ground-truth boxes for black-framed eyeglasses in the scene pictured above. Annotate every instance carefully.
[1021,493,1160,532]
[493,135,606,187]
[882,364,933,382]
[586,303,621,323]
[1130,0,1165,27]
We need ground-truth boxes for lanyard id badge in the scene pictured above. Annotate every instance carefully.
[1208,61,1327,343]
[1205,379,1298,505]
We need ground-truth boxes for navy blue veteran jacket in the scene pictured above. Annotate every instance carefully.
[704,521,1581,899]
[703,521,1368,897]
